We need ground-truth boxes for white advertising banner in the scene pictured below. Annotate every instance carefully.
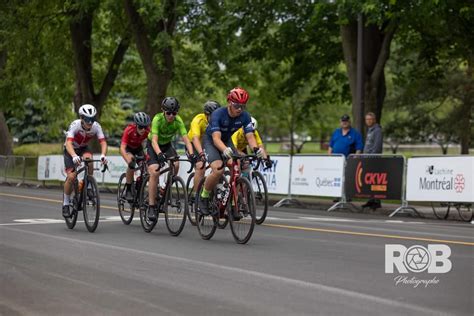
[290,155,344,197]
[37,155,66,181]
[253,155,291,195]
[406,156,474,202]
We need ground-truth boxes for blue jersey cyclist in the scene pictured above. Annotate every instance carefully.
[198,87,264,214]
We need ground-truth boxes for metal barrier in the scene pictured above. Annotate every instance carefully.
[0,155,40,186]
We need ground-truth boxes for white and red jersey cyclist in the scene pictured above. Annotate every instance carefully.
[64,119,106,149]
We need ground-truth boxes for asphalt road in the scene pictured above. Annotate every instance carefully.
[1,185,473,316]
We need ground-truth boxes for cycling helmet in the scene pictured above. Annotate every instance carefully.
[162,97,180,112]
[78,104,97,118]
[203,100,221,115]
[227,87,249,104]
[133,112,151,127]
[251,117,258,130]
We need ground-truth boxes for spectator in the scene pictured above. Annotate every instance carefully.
[328,114,363,157]
[362,112,383,210]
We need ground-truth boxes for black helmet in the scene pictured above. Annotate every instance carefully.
[133,112,151,127]
[203,100,221,115]
[162,97,180,112]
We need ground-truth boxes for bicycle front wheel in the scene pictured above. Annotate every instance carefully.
[83,176,100,233]
[185,172,197,226]
[117,173,135,225]
[431,202,450,220]
[64,180,79,229]
[164,176,188,236]
[139,176,158,233]
[195,177,217,240]
[456,203,473,222]
[251,171,268,225]
[229,176,256,244]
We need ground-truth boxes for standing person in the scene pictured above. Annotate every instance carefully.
[198,87,263,215]
[328,114,363,157]
[362,112,383,210]
[62,104,108,217]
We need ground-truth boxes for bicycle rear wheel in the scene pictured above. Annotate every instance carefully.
[431,202,451,220]
[164,176,187,236]
[229,177,256,244]
[83,176,100,233]
[117,173,135,225]
[64,180,79,229]
[195,177,217,240]
[251,171,268,225]
[139,176,158,233]
[185,172,197,226]
[456,203,473,222]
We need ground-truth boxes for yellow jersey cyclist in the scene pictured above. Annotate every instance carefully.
[146,97,195,220]
[62,104,108,218]
[188,100,221,190]
[231,116,273,176]
[198,87,264,215]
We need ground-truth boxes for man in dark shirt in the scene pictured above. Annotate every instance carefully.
[328,114,364,157]
[362,112,384,210]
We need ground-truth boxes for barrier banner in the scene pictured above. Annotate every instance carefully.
[345,156,404,200]
[254,155,291,195]
[38,155,65,181]
[406,156,474,202]
[290,155,344,197]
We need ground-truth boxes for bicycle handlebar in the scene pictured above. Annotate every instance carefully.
[218,154,258,171]
[154,156,195,174]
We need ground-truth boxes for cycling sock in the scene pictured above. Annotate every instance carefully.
[201,188,210,198]
[63,194,71,205]
[125,183,132,191]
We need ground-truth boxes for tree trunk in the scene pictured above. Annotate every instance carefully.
[124,0,176,117]
[459,56,473,154]
[70,5,130,118]
[340,20,397,133]
[0,112,13,155]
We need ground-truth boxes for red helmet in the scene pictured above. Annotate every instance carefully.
[227,87,249,104]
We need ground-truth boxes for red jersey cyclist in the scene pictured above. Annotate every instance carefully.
[119,112,151,201]
[62,104,108,218]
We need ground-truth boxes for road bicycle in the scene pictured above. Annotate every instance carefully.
[195,154,257,244]
[431,202,473,222]
[64,158,108,232]
[117,155,146,225]
[138,156,193,235]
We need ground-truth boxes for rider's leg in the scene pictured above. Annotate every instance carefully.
[83,152,93,175]
[148,164,160,206]
[194,161,205,189]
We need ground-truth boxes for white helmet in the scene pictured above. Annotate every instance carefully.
[251,117,258,130]
[78,104,97,118]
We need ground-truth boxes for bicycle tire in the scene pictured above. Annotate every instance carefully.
[164,176,188,236]
[195,177,217,240]
[456,203,473,222]
[431,202,450,220]
[229,176,256,244]
[83,176,100,233]
[185,172,197,226]
[139,175,158,233]
[251,171,268,225]
[117,173,135,225]
[64,179,79,229]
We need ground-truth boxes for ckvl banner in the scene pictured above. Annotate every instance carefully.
[290,155,344,197]
[345,155,404,200]
[406,156,474,202]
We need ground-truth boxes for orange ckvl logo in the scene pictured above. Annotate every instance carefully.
[355,162,363,193]
[355,161,388,193]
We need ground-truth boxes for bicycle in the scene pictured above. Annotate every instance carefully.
[64,158,108,232]
[195,154,257,244]
[138,156,193,235]
[431,202,473,222]
[117,155,146,225]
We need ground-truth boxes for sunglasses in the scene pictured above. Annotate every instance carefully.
[83,117,95,124]
[231,102,246,110]
[165,111,178,116]
[137,125,147,130]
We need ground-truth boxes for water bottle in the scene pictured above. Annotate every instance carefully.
[216,183,224,200]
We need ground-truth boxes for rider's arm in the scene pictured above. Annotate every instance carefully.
[65,140,77,158]
[192,136,203,154]
[119,143,131,163]
[177,117,193,154]
[152,134,161,154]
[100,140,107,157]
[244,132,258,152]
[182,135,194,155]
[212,131,228,152]
[254,131,268,159]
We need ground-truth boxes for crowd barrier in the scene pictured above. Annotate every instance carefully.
[34,154,474,218]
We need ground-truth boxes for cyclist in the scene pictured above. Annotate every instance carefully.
[231,116,272,175]
[62,104,108,218]
[119,112,151,201]
[188,100,221,190]
[198,87,264,214]
[146,97,195,220]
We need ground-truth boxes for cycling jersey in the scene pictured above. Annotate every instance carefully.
[206,107,253,142]
[232,128,263,152]
[148,113,187,145]
[65,119,105,149]
[121,124,150,149]
[187,113,208,141]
